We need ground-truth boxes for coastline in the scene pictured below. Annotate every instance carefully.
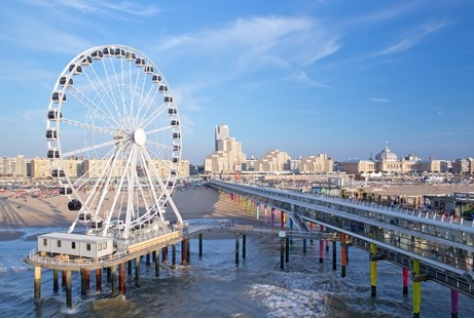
[1,183,472,242]
[0,187,266,242]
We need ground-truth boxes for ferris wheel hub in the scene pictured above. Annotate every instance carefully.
[133,128,147,146]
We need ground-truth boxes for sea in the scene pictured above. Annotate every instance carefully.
[1,225,474,318]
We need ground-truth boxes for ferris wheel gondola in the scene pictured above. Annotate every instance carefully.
[45,44,183,239]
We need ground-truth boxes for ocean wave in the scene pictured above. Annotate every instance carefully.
[248,283,328,317]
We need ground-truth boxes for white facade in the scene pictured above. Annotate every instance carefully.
[37,232,114,259]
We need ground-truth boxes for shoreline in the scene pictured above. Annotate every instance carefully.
[1,184,472,242]
[0,187,269,242]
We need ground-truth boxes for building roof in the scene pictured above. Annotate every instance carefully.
[38,232,112,242]
[375,146,398,162]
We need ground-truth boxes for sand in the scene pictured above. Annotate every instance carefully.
[0,187,267,241]
[1,183,471,241]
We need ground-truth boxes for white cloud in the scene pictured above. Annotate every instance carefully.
[374,20,450,56]
[24,0,160,19]
[155,16,341,75]
[292,71,331,88]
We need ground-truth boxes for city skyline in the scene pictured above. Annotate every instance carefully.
[1,1,473,165]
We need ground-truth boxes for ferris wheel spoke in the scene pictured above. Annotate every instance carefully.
[138,148,165,221]
[102,145,135,237]
[62,140,116,158]
[146,140,174,151]
[78,65,121,121]
[135,82,161,128]
[140,104,167,129]
[145,125,172,136]
[66,86,119,128]
[60,118,115,136]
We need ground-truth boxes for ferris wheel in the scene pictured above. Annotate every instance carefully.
[46,44,183,239]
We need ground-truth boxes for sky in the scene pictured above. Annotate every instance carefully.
[0,0,473,165]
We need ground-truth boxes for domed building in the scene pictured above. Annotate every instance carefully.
[374,145,402,174]
[343,144,442,177]
[375,146,398,162]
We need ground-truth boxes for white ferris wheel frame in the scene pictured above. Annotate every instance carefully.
[45,44,183,239]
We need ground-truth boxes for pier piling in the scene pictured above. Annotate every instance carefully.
[96,268,101,293]
[135,257,141,288]
[34,266,41,304]
[65,270,72,309]
[53,269,58,293]
[119,263,126,296]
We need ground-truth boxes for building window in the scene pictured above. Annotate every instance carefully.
[98,243,102,251]
[57,240,61,248]
[86,243,91,251]
[103,242,107,249]
[71,242,76,249]
[43,239,47,246]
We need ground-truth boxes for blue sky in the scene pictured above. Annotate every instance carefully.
[1,0,473,165]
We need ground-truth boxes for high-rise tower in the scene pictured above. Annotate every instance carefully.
[215,123,229,151]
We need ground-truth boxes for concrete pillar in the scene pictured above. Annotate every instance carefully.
[162,246,168,263]
[280,238,285,270]
[199,233,203,257]
[271,207,275,228]
[341,233,347,278]
[65,270,72,310]
[110,265,117,297]
[146,253,151,267]
[154,249,160,277]
[53,269,58,293]
[119,263,126,296]
[62,270,67,287]
[172,244,177,270]
[34,266,41,304]
[135,257,141,288]
[451,289,459,318]
[319,225,324,263]
[403,268,409,295]
[96,268,101,293]
[187,239,191,263]
[413,259,421,318]
[181,239,188,265]
[235,235,239,265]
[81,269,87,298]
[370,243,377,298]
[264,205,267,224]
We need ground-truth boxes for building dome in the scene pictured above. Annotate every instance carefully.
[375,146,398,162]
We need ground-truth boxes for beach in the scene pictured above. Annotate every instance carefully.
[1,183,472,242]
[0,186,266,241]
